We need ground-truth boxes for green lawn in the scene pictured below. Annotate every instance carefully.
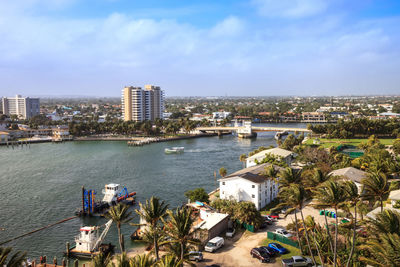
[305,138,395,148]
[258,238,301,260]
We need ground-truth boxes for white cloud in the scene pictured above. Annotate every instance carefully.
[0,1,399,96]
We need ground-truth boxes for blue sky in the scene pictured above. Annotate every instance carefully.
[0,0,400,97]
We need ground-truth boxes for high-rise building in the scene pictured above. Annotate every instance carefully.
[1,95,40,119]
[121,85,164,122]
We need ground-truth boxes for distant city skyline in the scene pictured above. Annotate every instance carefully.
[1,0,400,97]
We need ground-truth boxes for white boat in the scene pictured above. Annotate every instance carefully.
[66,220,114,258]
[164,147,184,154]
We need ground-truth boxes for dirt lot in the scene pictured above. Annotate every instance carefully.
[197,205,333,267]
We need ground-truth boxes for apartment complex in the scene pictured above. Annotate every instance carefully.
[121,85,164,122]
[1,95,40,119]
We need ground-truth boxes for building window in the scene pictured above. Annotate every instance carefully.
[222,182,225,185]
[252,185,255,188]
[252,194,255,198]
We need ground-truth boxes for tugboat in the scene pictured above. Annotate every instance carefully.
[65,220,114,259]
[76,183,136,216]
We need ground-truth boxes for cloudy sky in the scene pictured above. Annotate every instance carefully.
[0,0,400,97]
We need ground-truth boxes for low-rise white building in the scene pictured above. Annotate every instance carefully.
[246,147,296,167]
[389,190,400,207]
[219,163,283,210]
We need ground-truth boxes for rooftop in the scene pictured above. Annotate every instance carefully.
[220,163,283,184]
[329,167,367,183]
[196,212,229,231]
[247,147,295,161]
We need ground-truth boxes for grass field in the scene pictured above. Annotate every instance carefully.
[305,138,395,148]
[258,238,301,260]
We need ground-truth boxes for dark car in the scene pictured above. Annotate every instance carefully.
[250,247,271,263]
[259,246,277,257]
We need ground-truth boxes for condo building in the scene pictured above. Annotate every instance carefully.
[1,95,40,119]
[121,85,164,122]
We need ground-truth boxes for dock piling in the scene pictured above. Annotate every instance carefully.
[66,242,70,257]
[53,257,57,265]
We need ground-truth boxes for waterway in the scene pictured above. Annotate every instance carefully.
[0,123,307,260]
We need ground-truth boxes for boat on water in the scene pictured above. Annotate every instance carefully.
[164,147,184,154]
[75,183,136,216]
[274,130,289,140]
[65,220,114,258]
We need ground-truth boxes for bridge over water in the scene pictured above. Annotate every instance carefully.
[197,123,311,138]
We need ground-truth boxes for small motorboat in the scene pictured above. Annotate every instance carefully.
[164,147,184,154]
[274,130,288,140]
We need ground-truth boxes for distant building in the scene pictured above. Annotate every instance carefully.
[121,85,164,122]
[1,95,40,119]
[246,147,296,167]
[212,111,231,120]
[219,163,284,210]
[301,112,326,123]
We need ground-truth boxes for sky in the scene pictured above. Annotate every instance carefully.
[0,0,400,97]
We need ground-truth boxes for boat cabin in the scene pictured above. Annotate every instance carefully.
[75,226,99,252]
[102,183,120,203]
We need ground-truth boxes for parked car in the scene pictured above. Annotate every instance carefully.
[282,256,313,267]
[275,228,293,238]
[268,213,280,220]
[261,215,273,225]
[250,247,271,263]
[226,227,236,237]
[205,236,224,252]
[188,251,203,262]
[268,242,288,254]
[259,246,277,257]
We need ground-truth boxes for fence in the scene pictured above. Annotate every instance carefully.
[236,220,255,232]
[267,231,299,248]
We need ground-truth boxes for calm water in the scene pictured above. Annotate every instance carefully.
[0,123,306,260]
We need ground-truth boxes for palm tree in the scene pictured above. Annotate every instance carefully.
[219,167,227,178]
[110,252,130,267]
[342,180,361,267]
[91,253,112,267]
[359,233,400,267]
[162,207,199,262]
[135,197,169,260]
[362,171,390,212]
[276,184,316,265]
[314,180,346,267]
[105,203,132,252]
[369,209,400,236]
[0,247,26,267]
[303,168,331,191]
[130,253,156,267]
[278,167,302,188]
[156,255,182,267]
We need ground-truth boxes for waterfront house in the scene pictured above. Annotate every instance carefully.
[329,167,367,193]
[246,147,296,167]
[52,125,71,140]
[301,112,326,123]
[219,163,283,210]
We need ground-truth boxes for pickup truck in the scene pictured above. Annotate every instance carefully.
[281,256,313,267]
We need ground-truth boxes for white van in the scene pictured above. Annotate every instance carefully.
[204,236,224,252]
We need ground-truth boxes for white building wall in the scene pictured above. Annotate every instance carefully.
[220,177,280,210]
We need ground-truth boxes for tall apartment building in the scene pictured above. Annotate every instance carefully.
[121,85,164,122]
[1,95,40,119]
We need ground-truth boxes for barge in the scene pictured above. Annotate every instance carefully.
[76,183,136,216]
